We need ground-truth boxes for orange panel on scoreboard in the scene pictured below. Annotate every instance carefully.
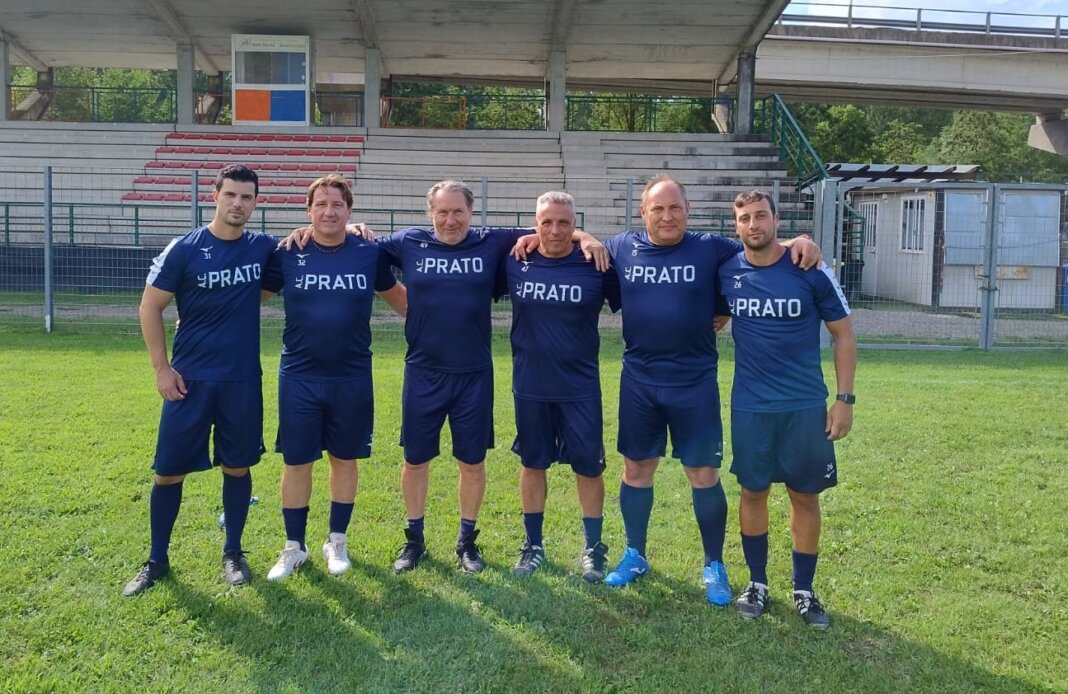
[235,89,271,121]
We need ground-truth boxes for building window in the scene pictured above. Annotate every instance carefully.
[859,201,878,249]
[901,197,925,251]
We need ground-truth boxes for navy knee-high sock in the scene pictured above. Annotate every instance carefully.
[329,501,354,536]
[282,506,310,551]
[793,550,819,593]
[523,512,545,547]
[582,516,604,549]
[149,481,183,564]
[741,533,769,585]
[221,472,252,554]
[692,482,728,565]
[619,482,654,556]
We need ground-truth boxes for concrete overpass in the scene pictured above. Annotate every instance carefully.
[1,1,1067,148]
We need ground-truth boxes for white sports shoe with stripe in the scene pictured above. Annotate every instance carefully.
[322,533,351,576]
[267,540,309,581]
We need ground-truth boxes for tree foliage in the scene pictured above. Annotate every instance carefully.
[786,100,1068,182]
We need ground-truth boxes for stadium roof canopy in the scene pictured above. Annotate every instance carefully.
[0,0,789,92]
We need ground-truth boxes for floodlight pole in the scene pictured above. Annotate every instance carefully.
[978,184,999,350]
[191,169,199,228]
[43,166,53,333]
[625,178,634,231]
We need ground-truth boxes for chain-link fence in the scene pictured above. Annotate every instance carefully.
[813,180,1068,350]
[3,166,1066,350]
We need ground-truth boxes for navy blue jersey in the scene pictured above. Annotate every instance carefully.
[377,227,526,373]
[604,230,741,386]
[503,247,606,401]
[719,252,850,412]
[262,237,396,380]
[147,226,276,380]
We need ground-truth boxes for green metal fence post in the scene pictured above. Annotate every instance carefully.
[134,205,140,246]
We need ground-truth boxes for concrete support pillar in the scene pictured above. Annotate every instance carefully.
[176,43,194,125]
[363,47,381,128]
[0,39,10,121]
[1028,112,1068,155]
[735,51,756,136]
[547,49,566,132]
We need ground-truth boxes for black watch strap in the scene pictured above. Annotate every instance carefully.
[836,393,856,405]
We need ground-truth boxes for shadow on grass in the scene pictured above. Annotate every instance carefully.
[162,553,1045,693]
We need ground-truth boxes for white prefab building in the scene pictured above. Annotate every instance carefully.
[847,186,1064,311]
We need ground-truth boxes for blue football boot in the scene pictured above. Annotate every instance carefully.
[605,547,649,587]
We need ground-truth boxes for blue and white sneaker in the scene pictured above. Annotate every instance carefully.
[703,561,733,606]
[605,547,649,587]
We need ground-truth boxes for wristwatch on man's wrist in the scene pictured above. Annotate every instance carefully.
[835,393,856,405]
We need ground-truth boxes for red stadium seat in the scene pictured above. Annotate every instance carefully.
[259,164,281,171]
[143,193,165,201]
[265,195,286,204]
[340,150,360,157]
[338,164,357,172]
[280,164,301,171]
[310,135,329,142]
[163,193,183,202]
[284,149,305,156]
[236,134,257,141]
[122,192,144,201]
[146,161,166,168]
[134,176,155,184]
[164,161,185,169]
[230,148,250,155]
[298,164,321,171]
[285,195,306,204]
[248,148,269,156]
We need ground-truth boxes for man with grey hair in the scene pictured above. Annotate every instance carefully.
[500,191,613,581]
[378,180,608,575]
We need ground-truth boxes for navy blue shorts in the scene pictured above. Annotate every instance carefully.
[617,373,722,468]
[400,364,494,465]
[152,378,265,476]
[275,372,374,466]
[730,407,837,494]
[511,395,606,477]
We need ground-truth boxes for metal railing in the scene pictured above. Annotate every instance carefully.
[0,200,584,244]
[8,85,178,123]
[565,94,730,133]
[753,94,826,188]
[780,1,1064,38]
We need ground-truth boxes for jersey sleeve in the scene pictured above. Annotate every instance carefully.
[145,238,184,292]
[712,234,744,263]
[603,263,622,313]
[812,263,851,321]
[373,249,398,292]
[261,248,284,294]
[375,229,407,267]
[603,232,625,261]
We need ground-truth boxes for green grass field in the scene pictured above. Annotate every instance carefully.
[0,329,1066,693]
